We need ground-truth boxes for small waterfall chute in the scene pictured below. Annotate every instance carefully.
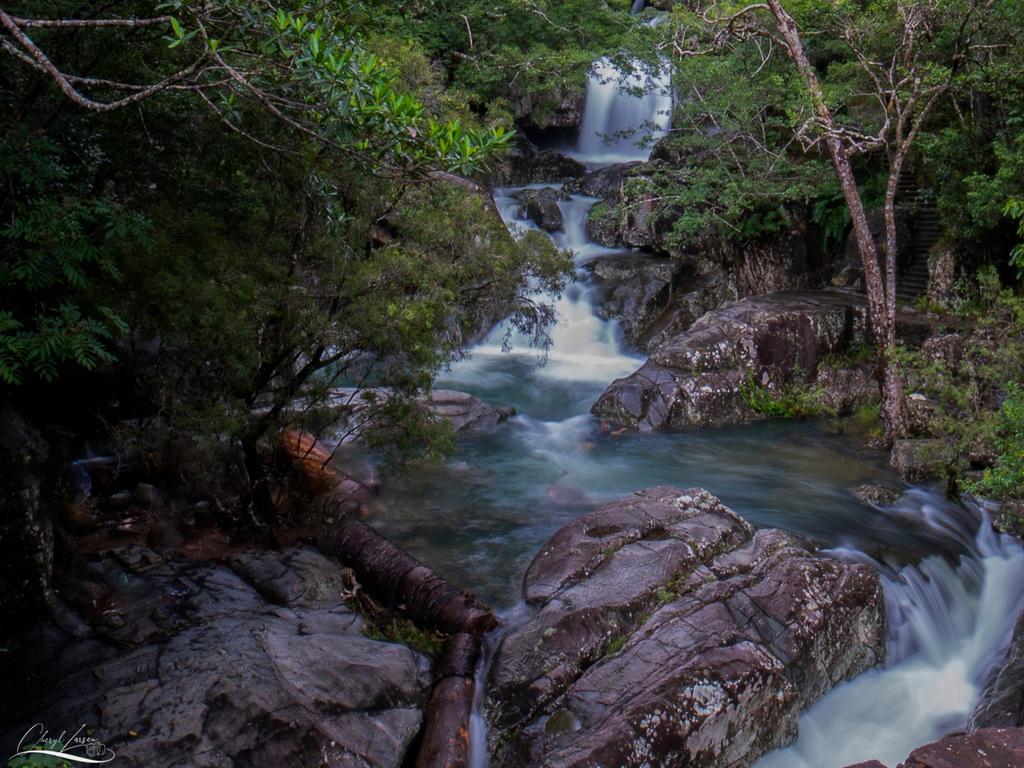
[572,57,672,164]
[756,495,1024,768]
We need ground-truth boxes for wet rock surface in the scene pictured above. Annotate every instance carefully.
[971,610,1024,729]
[585,252,683,346]
[841,727,1024,767]
[486,486,886,768]
[1,545,432,768]
[852,483,905,506]
[563,161,639,199]
[592,291,871,431]
[513,187,569,231]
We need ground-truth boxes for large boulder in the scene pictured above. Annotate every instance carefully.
[2,545,432,768]
[586,254,736,352]
[970,610,1024,729]
[585,252,685,346]
[496,143,586,186]
[486,487,886,768]
[592,291,870,431]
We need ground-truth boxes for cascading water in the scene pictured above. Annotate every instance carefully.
[363,20,1024,768]
[571,57,672,164]
[757,492,1024,767]
[443,187,640,389]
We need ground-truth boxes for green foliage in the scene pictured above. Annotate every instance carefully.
[375,0,660,123]
[0,129,146,384]
[1006,198,1024,279]
[967,382,1024,500]
[603,633,628,657]
[6,739,72,768]
[362,612,445,658]
[739,371,833,420]
[896,269,1024,493]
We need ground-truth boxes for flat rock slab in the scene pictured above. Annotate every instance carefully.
[3,545,432,768]
[486,487,886,768]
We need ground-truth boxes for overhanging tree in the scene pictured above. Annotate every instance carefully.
[1,2,569,524]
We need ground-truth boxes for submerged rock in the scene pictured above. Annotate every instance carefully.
[852,483,905,506]
[592,291,871,431]
[2,545,431,768]
[486,487,886,768]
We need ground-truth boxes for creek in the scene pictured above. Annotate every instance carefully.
[365,53,1024,768]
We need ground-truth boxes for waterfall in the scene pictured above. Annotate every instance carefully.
[571,57,672,164]
[445,187,641,387]
[756,491,1024,768]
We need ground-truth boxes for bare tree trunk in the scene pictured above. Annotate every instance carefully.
[766,0,909,443]
[881,153,911,440]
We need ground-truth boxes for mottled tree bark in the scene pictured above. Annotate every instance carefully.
[766,0,910,441]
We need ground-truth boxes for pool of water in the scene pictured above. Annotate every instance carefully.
[366,413,950,608]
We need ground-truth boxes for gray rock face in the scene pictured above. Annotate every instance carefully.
[852,484,905,506]
[3,545,432,768]
[510,84,586,131]
[585,252,682,345]
[592,291,871,431]
[585,254,737,352]
[486,487,886,768]
[424,389,516,432]
[514,187,569,231]
[970,611,1024,730]
[500,146,586,186]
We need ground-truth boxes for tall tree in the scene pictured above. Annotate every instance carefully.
[669,0,994,442]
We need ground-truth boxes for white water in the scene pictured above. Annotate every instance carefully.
[757,491,1024,768]
[449,29,1024,768]
[570,57,672,164]
[443,187,641,385]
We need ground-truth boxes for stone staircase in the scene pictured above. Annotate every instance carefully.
[895,171,940,303]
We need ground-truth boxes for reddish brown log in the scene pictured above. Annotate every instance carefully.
[416,633,482,768]
[282,430,497,635]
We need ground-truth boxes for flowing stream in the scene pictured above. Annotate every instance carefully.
[363,55,1024,767]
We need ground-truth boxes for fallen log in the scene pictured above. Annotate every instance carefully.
[282,430,497,635]
[416,633,482,768]
[281,429,497,766]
